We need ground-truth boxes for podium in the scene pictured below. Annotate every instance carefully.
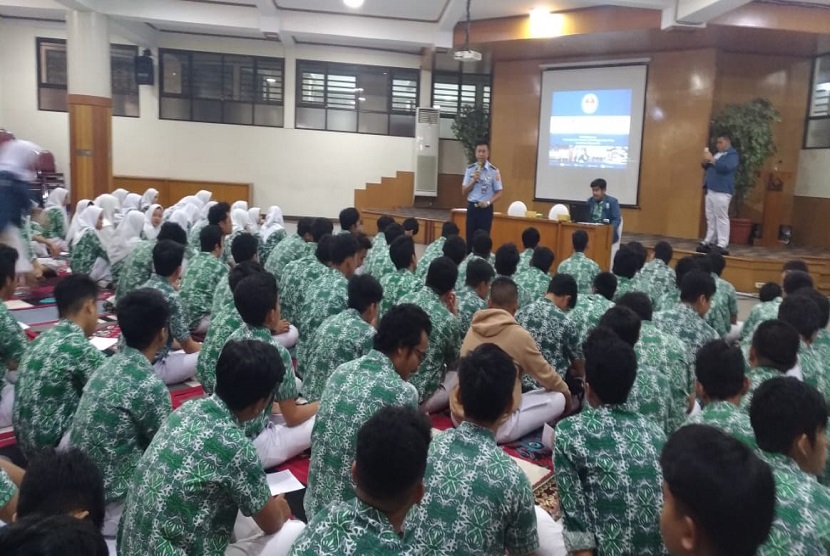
[450,209,614,271]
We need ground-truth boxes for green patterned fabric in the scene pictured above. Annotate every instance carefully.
[416,236,445,280]
[116,240,155,301]
[455,253,493,291]
[405,422,539,556]
[636,322,692,432]
[117,395,272,556]
[810,329,830,403]
[280,256,329,324]
[179,251,227,329]
[612,276,635,302]
[0,300,28,371]
[69,230,109,275]
[362,235,394,280]
[187,221,206,254]
[557,252,600,295]
[0,467,14,510]
[265,233,314,284]
[261,228,287,262]
[519,247,534,268]
[378,268,422,317]
[304,350,418,518]
[496,274,534,309]
[195,305,242,395]
[554,405,666,555]
[69,346,172,503]
[622,365,672,435]
[513,266,551,304]
[297,270,348,340]
[516,297,581,380]
[455,286,486,335]
[653,303,719,359]
[42,207,67,239]
[566,293,615,350]
[800,342,828,405]
[223,230,263,265]
[704,274,738,337]
[210,273,234,316]
[13,319,105,458]
[629,259,675,304]
[397,288,461,403]
[140,274,192,363]
[653,288,679,313]
[739,366,784,412]
[685,401,756,448]
[299,309,375,402]
[740,297,782,348]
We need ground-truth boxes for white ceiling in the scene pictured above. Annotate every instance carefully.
[274,0,451,22]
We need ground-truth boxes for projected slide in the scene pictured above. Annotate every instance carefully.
[548,89,632,169]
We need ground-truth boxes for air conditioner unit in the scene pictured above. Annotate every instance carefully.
[414,107,440,197]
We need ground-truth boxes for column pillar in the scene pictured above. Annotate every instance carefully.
[67,10,112,201]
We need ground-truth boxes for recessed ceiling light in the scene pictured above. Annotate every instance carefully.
[343,0,364,8]
[265,77,276,84]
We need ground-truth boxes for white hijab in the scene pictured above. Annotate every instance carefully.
[73,205,103,247]
[109,211,145,264]
[195,190,212,206]
[232,200,248,212]
[44,187,69,229]
[260,206,285,241]
[231,208,253,234]
[247,207,261,234]
[66,199,92,246]
[0,140,41,181]
[143,204,163,240]
[111,188,129,205]
[199,201,217,224]
[169,209,191,233]
[122,193,141,215]
[183,204,200,225]
[95,194,120,226]
[140,188,159,211]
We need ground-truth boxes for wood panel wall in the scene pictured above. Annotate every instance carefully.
[112,176,251,207]
[69,95,112,202]
[792,196,830,249]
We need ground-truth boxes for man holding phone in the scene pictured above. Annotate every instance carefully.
[700,133,739,255]
[462,140,503,247]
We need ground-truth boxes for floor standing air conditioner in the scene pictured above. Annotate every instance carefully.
[414,107,440,197]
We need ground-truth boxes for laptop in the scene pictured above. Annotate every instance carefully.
[569,203,592,223]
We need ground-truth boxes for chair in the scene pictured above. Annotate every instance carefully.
[610,217,624,266]
[548,204,569,221]
[507,201,527,217]
[35,151,56,174]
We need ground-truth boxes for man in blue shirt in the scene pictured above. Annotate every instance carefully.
[701,133,739,255]
[586,178,621,243]
[462,140,503,248]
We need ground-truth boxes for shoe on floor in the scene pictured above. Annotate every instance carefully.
[696,242,712,254]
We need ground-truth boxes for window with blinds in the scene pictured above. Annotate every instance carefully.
[431,71,492,139]
[805,54,830,148]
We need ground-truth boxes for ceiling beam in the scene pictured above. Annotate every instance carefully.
[675,0,752,25]
[111,19,158,49]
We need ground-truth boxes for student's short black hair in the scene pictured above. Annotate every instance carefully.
[55,274,97,319]
[584,327,637,404]
[626,241,647,271]
[708,252,726,276]
[759,282,782,303]
[549,273,578,309]
[157,221,187,245]
[355,406,431,505]
[572,230,589,252]
[752,319,799,372]
[474,138,489,149]
[207,202,231,226]
[376,215,395,234]
[234,272,278,326]
[674,256,700,288]
[616,291,653,321]
[339,207,361,231]
[489,276,519,307]
[402,217,419,235]
[297,217,314,237]
[778,294,820,340]
[355,232,372,253]
[228,260,264,292]
[612,246,639,279]
[215,340,283,411]
[459,343,517,423]
[117,289,170,351]
[348,274,383,314]
[465,257,495,289]
[661,425,775,556]
[695,340,746,400]
[315,234,334,265]
[330,232,359,265]
[17,448,105,530]
[593,271,618,301]
[530,246,555,274]
[598,305,641,347]
[521,227,540,249]
[440,221,459,238]
[310,217,334,243]
[782,270,813,295]
[374,304,431,354]
[389,235,415,270]
[782,259,809,273]
[471,231,493,258]
[791,288,830,329]
[0,514,109,555]
[153,239,185,277]
[0,244,18,284]
[383,222,405,244]
[750,377,828,454]
[680,270,716,303]
[494,243,520,277]
[695,254,714,274]
[199,224,223,253]
[442,235,467,266]
[590,178,607,190]
[231,233,258,264]
[653,241,673,264]
[425,256,458,296]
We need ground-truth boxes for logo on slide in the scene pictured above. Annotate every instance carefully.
[581,93,598,114]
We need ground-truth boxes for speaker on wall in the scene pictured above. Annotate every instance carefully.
[135,49,154,86]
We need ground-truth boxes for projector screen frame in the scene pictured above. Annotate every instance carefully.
[532,61,649,210]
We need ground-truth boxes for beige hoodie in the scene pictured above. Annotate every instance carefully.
[450,308,570,422]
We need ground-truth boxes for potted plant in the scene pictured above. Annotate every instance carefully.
[709,98,780,245]
[452,104,491,164]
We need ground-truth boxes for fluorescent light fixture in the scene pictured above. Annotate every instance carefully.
[354,87,364,93]
[819,81,830,92]
[529,8,564,38]
[358,97,366,102]
[265,77,276,84]
[433,104,441,110]
[343,0,364,8]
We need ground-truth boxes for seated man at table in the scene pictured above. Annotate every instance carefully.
[0,244,28,428]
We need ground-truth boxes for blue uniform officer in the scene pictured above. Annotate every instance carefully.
[461,140,503,247]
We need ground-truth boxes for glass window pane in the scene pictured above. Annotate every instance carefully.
[300,70,326,105]
[223,101,253,125]
[356,69,388,112]
[296,107,326,129]
[327,109,357,132]
[358,112,389,135]
[223,55,255,102]
[111,46,137,96]
[39,88,67,112]
[390,114,415,137]
[162,51,189,96]
[257,59,283,104]
[439,117,455,140]
[254,104,284,127]
[192,52,223,100]
[113,94,139,118]
[39,41,67,86]
[160,97,191,120]
[192,99,222,123]
[806,118,830,148]
[811,55,830,118]
[433,81,459,116]
[327,74,357,110]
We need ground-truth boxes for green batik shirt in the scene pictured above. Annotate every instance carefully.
[630,259,675,304]
[653,303,719,359]
[179,251,227,329]
[397,288,461,403]
[261,228,287,262]
[291,498,415,556]
[811,329,830,403]
[519,247,534,268]
[363,235,395,280]
[141,274,192,363]
[69,231,109,276]
[704,275,738,338]
[304,350,419,518]
[456,286,486,335]
[416,236,445,280]
[554,405,666,555]
[43,207,67,239]
[299,309,375,402]
[116,240,155,301]
[69,346,172,503]
[756,451,830,555]
[405,422,539,556]
[685,401,756,449]
[740,297,783,348]
[13,319,105,458]
[280,255,329,323]
[297,270,349,339]
[0,467,14,510]
[195,305,242,395]
[739,366,783,412]
[623,365,672,436]
[557,252,600,295]
[637,322,692,432]
[567,293,615,350]
[456,253,493,291]
[495,274,533,308]
[187,221,206,254]
[117,395,272,556]
[362,233,386,274]
[653,288,679,313]
[612,276,635,302]
[379,268,422,317]
[265,234,313,284]
[799,342,828,405]
[516,298,581,380]
[513,266,551,304]
[223,231,263,265]
[0,301,28,374]
[210,273,234,316]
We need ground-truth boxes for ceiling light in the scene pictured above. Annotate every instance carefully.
[529,8,564,38]
[265,78,276,84]
[343,0,364,8]
[358,97,366,102]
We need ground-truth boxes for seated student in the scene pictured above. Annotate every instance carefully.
[790,287,830,394]
[555,327,666,555]
[116,221,188,301]
[362,215,394,272]
[291,406,431,555]
[749,377,830,554]
[631,240,675,304]
[398,257,462,413]
[363,222,404,280]
[179,224,227,334]
[118,340,305,556]
[514,246,554,302]
[188,201,231,256]
[260,206,287,261]
[610,245,639,301]
[778,292,823,386]
[519,226,541,267]
[759,281,782,303]
[300,275,382,402]
[0,458,23,524]
[68,288,172,537]
[685,340,755,447]
[40,186,70,250]
[0,245,28,428]
[354,231,372,271]
[280,234,334,324]
[108,211,147,287]
[226,273,317,468]
[704,252,740,340]
[660,425,775,556]
[456,258,495,335]
[627,241,648,271]
[740,260,810,346]
[416,221,457,280]
[69,205,111,284]
[741,319,801,411]
[566,271,617,349]
[407,344,549,555]
[304,304,431,518]
[264,216,314,279]
[339,207,363,234]
[441,234,468,267]
[652,255,698,312]
[0,513,108,555]
[455,230,494,290]
[453,277,572,444]
[402,217,419,238]
[212,232,261,315]
[653,270,719,359]
[13,275,104,459]
[557,230,600,294]
[494,242,533,307]
[140,240,202,385]
[378,235,421,317]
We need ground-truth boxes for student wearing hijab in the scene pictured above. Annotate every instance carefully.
[140,188,159,211]
[121,193,141,215]
[195,190,212,206]
[41,187,70,250]
[0,139,40,275]
[111,188,129,206]
[168,209,191,234]
[248,207,262,234]
[232,200,249,212]
[66,199,93,248]
[109,211,146,285]
[143,204,163,241]
[260,206,286,261]
[94,193,120,246]
[226,208,262,265]
[69,206,111,283]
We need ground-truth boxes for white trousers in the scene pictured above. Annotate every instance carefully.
[253,414,315,469]
[0,382,13,428]
[102,501,125,538]
[536,506,568,556]
[90,257,112,283]
[153,350,199,385]
[704,191,732,248]
[496,389,566,445]
[272,326,299,350]
[227,514,306,556]
[419,370,458,414]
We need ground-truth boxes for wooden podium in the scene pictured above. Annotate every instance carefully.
[450,209,614,271]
